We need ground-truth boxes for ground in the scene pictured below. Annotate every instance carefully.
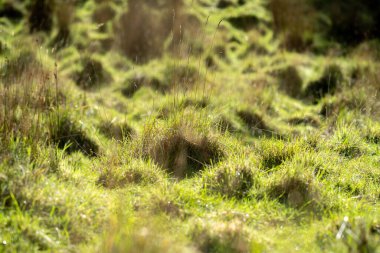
[0,0,379,252]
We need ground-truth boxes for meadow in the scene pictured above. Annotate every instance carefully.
[0,0,379,252]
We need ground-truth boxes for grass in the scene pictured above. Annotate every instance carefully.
[0,0,380,252]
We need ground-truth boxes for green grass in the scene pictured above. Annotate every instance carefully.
[0,0,380,252]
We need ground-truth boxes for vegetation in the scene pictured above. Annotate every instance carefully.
[0,0,379,252]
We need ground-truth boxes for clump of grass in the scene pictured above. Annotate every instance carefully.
[28,0,54,33]
[51,1,74,49]
[148,193,184,218]
[121,73,163,97]
[158,96,209,119]
[276,66,303,98]
[49,111,99,157]
[191,219,253,253]
[268,173,322,210]
[214,115,240,134]
[258,139,296,170]
[202,159,259,199]
[226,15,259,32]
[114,0,183,63]
[98,120,134,141]
[92,2,116,29]
[164,62,201,92]
[303,64,344,103]
[287,116,320,127]
[98,215,192,253]
[329,125,365,158]
[140,120,224,179]
[97,159,164,189]
[74,57,112,90]
[0,51,61,145]
[320,90,367,118]
[336,217,380,253]
[0,2,24,23]
[0,50,46,84]
[236,109,274,137]
[269,0,315,51]
[364,122,380,144]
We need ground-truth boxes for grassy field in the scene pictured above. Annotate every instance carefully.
[0,0,379,252]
